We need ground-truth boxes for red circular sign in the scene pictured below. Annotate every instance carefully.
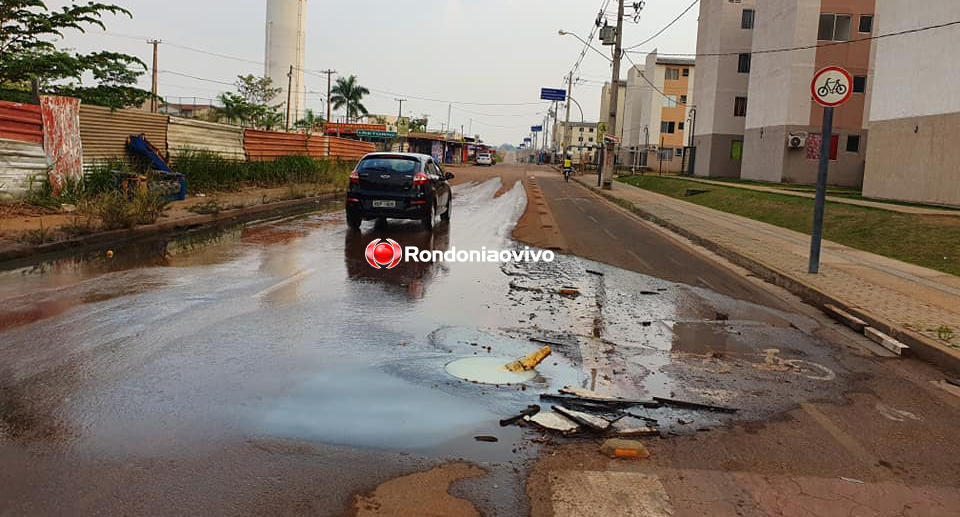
[811,66,854,108]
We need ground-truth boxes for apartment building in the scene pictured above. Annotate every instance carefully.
[742,0,875,187]
[694,0,875,187]
[621,52,695,172]
[862,0,960,207]
[691,0,757,178]
[599,80,627,142]
[554,122,600,165]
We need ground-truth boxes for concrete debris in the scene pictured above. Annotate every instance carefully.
[504,346,552,372]
[824,304,868,333]
[840,477,865,484]
[524,411,581,435]
[653,397,738,414]
[553,405,613,433]
[585,269,605,276]
[947,378,960,388]
[611,417,659,437]
[500,405,541,427]
[865,327,910,356]
[559,386,622,401]
[558,287,581,297]
[474,436,499,443]
[600,439,650,460]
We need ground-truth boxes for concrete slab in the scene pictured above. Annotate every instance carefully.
[550,471,673,517]
[865,327,911,356]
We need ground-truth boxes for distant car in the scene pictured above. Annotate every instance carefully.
[476,153,493,166]
[346,153,454,231]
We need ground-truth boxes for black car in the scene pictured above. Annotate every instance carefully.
[346,153,454,231]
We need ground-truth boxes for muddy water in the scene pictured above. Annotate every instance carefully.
[0,178,850,516]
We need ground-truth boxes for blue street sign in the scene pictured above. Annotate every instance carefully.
[523,137,532,143]
[531,125,543,132]
[540,88,567,102]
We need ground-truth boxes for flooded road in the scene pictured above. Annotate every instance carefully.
[0,174,861,515]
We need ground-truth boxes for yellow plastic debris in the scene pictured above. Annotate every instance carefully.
[504,346,552,373]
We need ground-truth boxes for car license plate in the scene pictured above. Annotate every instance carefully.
[373,200,396,208]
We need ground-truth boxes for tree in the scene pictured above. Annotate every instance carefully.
[295,109,324,133]
[329,75,369,122]
[409,117,428,133]
[214,75,283,129]
[0,0,152,109]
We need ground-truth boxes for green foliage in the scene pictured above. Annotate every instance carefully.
[295,109,324,133]
[409,117,429,133]
[937,326,955,343]
[92,189,168,229]
[172,150,354,194]
[0,1,152,109]
[213,75,284,129]
[330,75,370,122]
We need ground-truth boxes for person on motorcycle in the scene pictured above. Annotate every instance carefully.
[562,155,573,182]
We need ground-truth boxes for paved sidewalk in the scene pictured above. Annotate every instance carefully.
[676,176,960,216]
[575,176,960,370]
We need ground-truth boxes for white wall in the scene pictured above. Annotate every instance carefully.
[745,0,819,130]
[870,0,960,121]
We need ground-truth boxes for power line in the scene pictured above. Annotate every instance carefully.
[627,19,960,57]
[623,0,699,51]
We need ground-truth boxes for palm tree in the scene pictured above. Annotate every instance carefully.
[330,75,370,122]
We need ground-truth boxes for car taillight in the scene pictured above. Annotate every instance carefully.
[413,172,429,187]
[349,170,359,184]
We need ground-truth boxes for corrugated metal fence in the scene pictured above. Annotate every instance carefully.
[168,118,244,160]
[79,104,168,163]
[327,137,375,160]
[0,101,43,145]
[0,139,47,201]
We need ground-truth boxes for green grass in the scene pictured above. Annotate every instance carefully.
[618,175,960,276]
[172,151,355,194]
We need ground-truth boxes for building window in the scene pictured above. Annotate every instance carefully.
[738,53,752,74]
[682,68,690,77]
[659,148,674,161]
[742,9,755,29]
[588,137,594,142]
[579,137,584,142]
[859,15,873,34]
[589,128,595,133]
[853,76,867,93]
[731,140,744,161]
[661,121,676,134]
[818,14,852,42]
[680,95,688,104]
[846,135,861,153]
[665,68,680,81]
[734,96,748,117]
[664,95,678,108]
[579,127,584,132]
[675,148,684,157]
[678,122,685,131]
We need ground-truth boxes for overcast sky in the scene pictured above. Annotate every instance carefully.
[49,0,698,145]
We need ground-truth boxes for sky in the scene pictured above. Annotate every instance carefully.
[48,0,699,146]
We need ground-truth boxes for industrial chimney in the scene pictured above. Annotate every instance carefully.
[265,0,307,127]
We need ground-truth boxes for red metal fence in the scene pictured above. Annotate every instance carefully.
[0,101,43,145]
[245,130,374,161]
[328,137,375,160]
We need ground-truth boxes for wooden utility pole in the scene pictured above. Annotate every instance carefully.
[600,1,625,189]
[148,39,162,113]
[286,65,294,130]
[321,69,337,123]
[396,98,406,151]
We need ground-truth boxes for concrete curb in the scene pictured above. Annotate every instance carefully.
[0,193,340,269]
[574,177,960,374]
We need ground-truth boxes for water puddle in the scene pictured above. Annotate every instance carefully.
[445,357,536,385]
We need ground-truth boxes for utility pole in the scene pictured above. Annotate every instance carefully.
[600,0,625,189]
[396,98,406,151]
[286,65,294,130]
[148,39,161,113]
[563,71,573,161]
[321,69,337,123]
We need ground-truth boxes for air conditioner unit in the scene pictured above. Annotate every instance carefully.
[787,132,808,149]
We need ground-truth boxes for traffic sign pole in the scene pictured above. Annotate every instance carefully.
[807,66,852,274]
[809,106,834,274]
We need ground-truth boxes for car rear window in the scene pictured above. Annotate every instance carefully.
[357,157,420,174]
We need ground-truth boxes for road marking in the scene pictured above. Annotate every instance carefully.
[628,250,652,270]
[800,402,875,463]
[587,215,599,223]
[255,269,316,298]
[603,228,618,240]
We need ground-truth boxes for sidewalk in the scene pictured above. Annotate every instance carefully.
[574,176,960,370]
[678,176,960,216]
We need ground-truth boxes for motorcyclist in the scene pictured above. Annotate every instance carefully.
[563,155,573,182]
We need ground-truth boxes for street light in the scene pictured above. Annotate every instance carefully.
[558,30,613,63]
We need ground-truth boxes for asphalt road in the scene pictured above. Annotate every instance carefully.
[1,165,958,516]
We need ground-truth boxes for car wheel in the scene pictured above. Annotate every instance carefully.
[346,212,362,230]
[422,202,436,231]
[441,197,451,223]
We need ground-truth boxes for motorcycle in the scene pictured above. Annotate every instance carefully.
[563,167,572,182]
